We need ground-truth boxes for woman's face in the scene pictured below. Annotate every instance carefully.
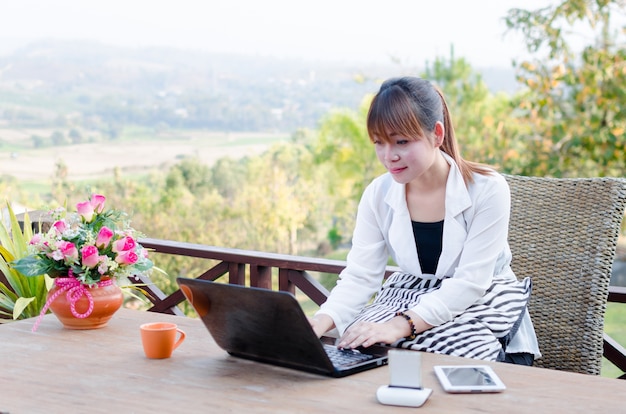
[373,123,443,184]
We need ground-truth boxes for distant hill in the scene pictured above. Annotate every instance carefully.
[0,40,520,134]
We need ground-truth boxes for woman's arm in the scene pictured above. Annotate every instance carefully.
[314,181,390,335]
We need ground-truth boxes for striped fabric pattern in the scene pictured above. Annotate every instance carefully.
[350,272,532,361]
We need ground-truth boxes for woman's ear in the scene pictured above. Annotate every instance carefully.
[433,121,445,147]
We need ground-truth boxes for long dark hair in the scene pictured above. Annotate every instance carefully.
[366,76,492,184]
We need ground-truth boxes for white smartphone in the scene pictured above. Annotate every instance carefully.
[388,349,422,388]
[433,365,506,393]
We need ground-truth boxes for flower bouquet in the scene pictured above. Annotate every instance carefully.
[11,194,153,330]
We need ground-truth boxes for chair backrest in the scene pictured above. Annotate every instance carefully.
[505,175,626,375]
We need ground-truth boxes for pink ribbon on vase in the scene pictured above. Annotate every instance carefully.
[32,276,114,332]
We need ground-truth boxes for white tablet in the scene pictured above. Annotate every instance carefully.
[433,365,506,393]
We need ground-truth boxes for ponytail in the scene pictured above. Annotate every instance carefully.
[435,87,493,185]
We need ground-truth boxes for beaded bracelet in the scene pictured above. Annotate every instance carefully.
[395,311,417,340]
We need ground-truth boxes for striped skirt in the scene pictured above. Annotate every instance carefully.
[349,272,532,361]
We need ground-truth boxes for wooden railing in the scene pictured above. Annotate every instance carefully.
[605,286,626,379]
[131,237,626,379]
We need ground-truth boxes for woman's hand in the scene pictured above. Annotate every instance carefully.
[308,314,335,338]
[338,311,431,349]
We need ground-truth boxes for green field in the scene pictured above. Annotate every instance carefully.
[0,128,290,186]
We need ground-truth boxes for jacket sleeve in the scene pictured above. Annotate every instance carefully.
[315,182,389,334]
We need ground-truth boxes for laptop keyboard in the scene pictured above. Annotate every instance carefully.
[324,344,375,367]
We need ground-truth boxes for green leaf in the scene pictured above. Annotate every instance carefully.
[0,203,49,319]
[0,282,18,301]
[0,244,15,263]
[10,256,50,277]
[13,296,35,320]
[0,291,16,311]
[133,260,154,272]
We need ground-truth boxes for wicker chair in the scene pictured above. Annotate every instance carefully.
[504,175,626,375]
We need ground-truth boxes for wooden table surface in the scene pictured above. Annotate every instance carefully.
[0,308,624,413]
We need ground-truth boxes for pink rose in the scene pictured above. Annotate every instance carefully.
[90,194,106,213]
[111,236,136,253]
[29,233,42,245]
[56,241,78,263]
[96,226,114,248]
[76,201,95,222]
[52,220,67,234]
[81,245,102,268]
[115,250,138,265]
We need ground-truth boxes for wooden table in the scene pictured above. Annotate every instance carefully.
[1,308,623,413]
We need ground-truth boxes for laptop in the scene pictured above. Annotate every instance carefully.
[176,277,389,377]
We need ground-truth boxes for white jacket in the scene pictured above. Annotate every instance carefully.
[317,152,540,356]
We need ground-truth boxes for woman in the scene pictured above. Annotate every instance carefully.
[310,77,540,364]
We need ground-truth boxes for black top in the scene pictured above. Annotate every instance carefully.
[411,220,444,275]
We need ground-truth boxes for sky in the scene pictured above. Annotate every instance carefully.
[0,0,551,68]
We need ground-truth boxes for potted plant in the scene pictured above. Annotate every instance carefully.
[11,194,154,330]
[0,204,49,321]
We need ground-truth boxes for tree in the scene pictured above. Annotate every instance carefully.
[167,158,212,195]
[50,130,67,146]
[311,99,386,242]
[68,128,83,144]
[230,142,327,255]
[31,135,46,148]
[506,0,626,177]
[210,157,248,200]
[51,159,74,201]
[421,47,525,172]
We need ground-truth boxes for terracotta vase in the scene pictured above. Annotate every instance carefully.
[47,279,124,330]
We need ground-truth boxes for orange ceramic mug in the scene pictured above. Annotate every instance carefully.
[140,322,186,359]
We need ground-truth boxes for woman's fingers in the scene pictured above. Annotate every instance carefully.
[339,322,382,348]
